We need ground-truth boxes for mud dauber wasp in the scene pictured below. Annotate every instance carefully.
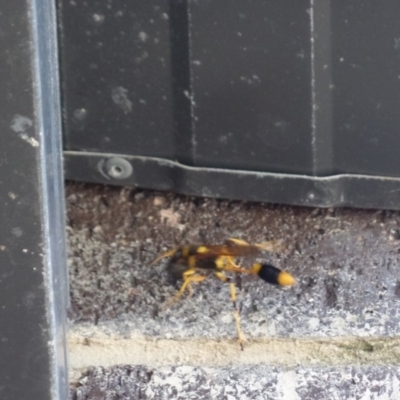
[151,238,295,350]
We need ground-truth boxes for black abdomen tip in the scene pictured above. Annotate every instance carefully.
[257,264,281,285]
[257,263,296,286]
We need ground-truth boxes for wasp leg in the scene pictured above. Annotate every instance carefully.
[186,282,194,299]
[230,282,245,351]
[214,271,230,282]
[150,248,178,266]
[220,256,252,274]
[214,270,245,350]
[176,270,207,300]
[224,264,251,274]
[164,270,206,309]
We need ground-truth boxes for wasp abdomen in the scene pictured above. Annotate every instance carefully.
[254,263,296,286]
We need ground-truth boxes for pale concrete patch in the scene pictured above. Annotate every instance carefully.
[69,326,400,371]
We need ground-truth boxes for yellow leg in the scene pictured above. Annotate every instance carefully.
[230,282,245,351]
[186,282,194,299]
[164,270,206,309]
[176,270,206,299]
[223,263,252,274]
[214,271,229,282]
[214,271,244,350]
[220,256,253,274]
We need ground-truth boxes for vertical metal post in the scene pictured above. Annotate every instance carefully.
[0,0,68,399]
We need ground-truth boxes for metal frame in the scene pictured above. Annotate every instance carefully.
[0,0,68,399]
[65,151,400,210]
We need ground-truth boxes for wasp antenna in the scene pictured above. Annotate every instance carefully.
[252,263,295,286]
[149,248,177,266]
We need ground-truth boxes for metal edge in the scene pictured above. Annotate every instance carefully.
[32,0,69,398]
[64,150,400,210]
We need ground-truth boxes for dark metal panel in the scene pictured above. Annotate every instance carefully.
[332,1,400,177]
[0,0,68,399]
[188,0,314,173]
[59,0,315,173]
[59,0,177,159]
[59,1,400,209]
[311,0,334,175]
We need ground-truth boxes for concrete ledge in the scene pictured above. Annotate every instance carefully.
[69,327,400,370]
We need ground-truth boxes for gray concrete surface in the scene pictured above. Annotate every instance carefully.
[72,365,400,400]
[66,182,400,399]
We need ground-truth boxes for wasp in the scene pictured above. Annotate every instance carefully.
[151,238,295,349]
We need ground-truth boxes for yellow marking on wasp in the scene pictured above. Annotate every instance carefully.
[196,246,209,254]
[215,257,225,269]
[277,271,296,286]
[251,263,262,274]
[188,255,197,269]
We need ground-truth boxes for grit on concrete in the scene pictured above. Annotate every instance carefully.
[67,182,400,399]
[73,365,400,400]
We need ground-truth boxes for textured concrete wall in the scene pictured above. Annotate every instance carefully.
[67,183,400,399]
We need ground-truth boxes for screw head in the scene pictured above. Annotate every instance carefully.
[104,157,133,179]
